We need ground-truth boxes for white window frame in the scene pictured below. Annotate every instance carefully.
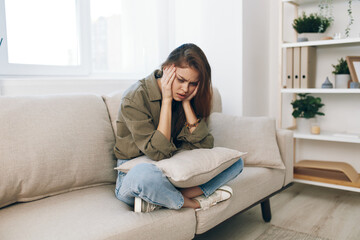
[0,0,91,76]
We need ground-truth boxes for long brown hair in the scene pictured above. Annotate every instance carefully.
[160,43,212,138]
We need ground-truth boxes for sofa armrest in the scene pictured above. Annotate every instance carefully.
[276,129,294,186]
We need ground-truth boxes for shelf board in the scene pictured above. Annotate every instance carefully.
[293,179,360,193]
[282,0,317,5]
[294,131,360,143]
[294,160,360,190]
[282,38,360,48]
[281,88,360,94]
[283,0,345,5]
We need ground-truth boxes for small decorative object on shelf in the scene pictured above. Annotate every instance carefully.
[292,12,331,42]
[291,93,325,134]
[333,32,342,40]
[321,36,333,40]
[346,56,360,83]
[321,77,333,88]
[311,121,321,135]
[332,58,350,88]
[350,82,360,88]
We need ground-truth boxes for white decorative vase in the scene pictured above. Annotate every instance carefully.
[335,74,350,88]
[296,118,311,133]
[297,33,326,42]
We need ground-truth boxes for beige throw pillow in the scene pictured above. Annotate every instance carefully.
[115,147,245,188]
[208,113,285,169]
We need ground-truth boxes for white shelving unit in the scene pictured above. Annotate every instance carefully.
[293,179,360,193]
[283,0,347,6]
[283,0,321,4]
[281,0,360,191]
[294,131,360,144]
[281,88,360,93]
[283,37,360,48]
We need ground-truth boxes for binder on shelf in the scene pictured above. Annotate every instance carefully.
[285,47,294,88]
[293,47,301,88]
[300,46,316,88]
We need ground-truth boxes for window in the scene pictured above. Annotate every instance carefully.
[0,0,90,75]
[6,0,79,66]
[90,0,169,78]
[0,0,170,78]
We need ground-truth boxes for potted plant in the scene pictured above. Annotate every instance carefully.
[332,57,350,88]
[345,0,354,38]
[318,0,334,25]
[291,93,325,134]
[292,12,331,42]
[318,0,353,38]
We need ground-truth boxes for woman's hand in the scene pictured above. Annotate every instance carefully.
[182,84,199,103]
[157,65,176,141]
[161,65,176,102]
[182,84,199,133]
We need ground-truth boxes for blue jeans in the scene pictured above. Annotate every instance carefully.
[115,158,243,210]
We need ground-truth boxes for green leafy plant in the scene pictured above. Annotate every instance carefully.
[318,0,334,32]
[291,93,325,119]
[345,0,354,38]
[292,12,331,33]
[332,58,350,74]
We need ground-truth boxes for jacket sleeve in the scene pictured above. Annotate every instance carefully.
[121,98,177,161]
[176,119,214,150]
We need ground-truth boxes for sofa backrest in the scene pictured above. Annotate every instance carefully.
[0,94,116,208]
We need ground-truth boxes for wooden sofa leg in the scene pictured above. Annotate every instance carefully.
[260,198,272,222]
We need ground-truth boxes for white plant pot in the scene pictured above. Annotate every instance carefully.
[297,33,326,42]
[296,118,311,133]
[335,74,350,88]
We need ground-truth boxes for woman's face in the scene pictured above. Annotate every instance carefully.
[172,67,199,101]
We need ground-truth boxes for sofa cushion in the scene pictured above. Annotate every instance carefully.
[102,87,223,135]
[0,185,196,240]
[0,94,116,208]
[195,167,285,234]
[115,147,245,188]
[209,113,285,169]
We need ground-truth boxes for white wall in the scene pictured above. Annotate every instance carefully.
[170,0,276,117]
[242,0,270,117]
[268,1,282,121]
[172,0,243,116]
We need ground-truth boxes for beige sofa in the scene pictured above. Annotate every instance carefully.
[0,88,293,240]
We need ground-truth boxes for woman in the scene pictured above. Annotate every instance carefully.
[114,43,243,212]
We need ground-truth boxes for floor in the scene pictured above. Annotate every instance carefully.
[194,183,360,240]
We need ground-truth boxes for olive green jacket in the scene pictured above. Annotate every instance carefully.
[114,70,214,161]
